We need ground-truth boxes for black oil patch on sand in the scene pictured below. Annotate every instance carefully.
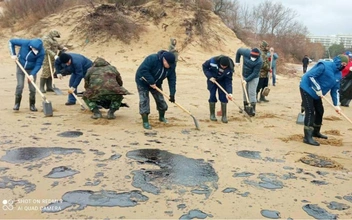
[127,149,219,195]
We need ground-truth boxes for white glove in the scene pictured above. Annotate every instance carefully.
[11,55,17,60]
[54,55,59,60]
[209,77,216,83]
[28,75,34,82]
[235,63,241,67]
[349,66,352,71]
[315,90,323,97]
[335,106,341,114]
[227,94,233,101]
[57,74,63,80]
[242,80,247,85]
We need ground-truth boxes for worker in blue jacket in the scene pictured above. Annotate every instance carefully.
[135,50,176,129]
[55,53,93,105]
[203,55,234,123]
[9,38,45,112]
[300,54,348,146]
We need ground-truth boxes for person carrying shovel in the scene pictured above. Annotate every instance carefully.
[9,38,45,112]
[40,29,66,93]
[235,47,263,117]
[135,50,176,129]
[299,54,348,146]
[202,55,234,123]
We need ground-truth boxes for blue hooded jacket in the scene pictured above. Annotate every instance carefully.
[54,53,93,88]
[8,38,45,76]
[300,56,343,106]
[135,50,176,96]
[235,48,263,82]
[202,55,234,94]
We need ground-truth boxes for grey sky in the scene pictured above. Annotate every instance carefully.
[236,0,352,36]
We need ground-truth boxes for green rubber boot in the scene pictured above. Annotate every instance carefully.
[209,102,217,121]
[142,113,151,129]
[159,111,168,123]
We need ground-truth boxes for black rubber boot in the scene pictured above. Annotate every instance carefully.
[250,102,256,117]
[141,114,151,129]
[313,124,328,139]
[209,102,217,121]
[159,111,168,123]
[220,102,228,123]
[256,93,261,103]
[91,107,102,119]
[107,108,117,120]
[303,126,320,146]
[39,78,46,93]
[260,94,269,102]
[46,77,54,92]
[13,95,22,111]
[29,98,37,112]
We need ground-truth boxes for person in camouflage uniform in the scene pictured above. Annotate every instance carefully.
[82,57,130,120]
[40,29,65,93]
[168,38,179,63]
[256,40,271,102]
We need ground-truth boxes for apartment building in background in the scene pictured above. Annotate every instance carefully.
[308,35,352,49]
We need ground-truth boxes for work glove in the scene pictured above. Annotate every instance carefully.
[57,74,63,80]
[335,106,341,114]
[11,55,17,60]
[209,77,216,83]
[68,87,75,94]
[54,55,59,60]
[315,90,323,97]
[28,75,34,82]
[169,95,175,103]
[269,69,272,73]
[227,94,233,101]
[235,63,241,67]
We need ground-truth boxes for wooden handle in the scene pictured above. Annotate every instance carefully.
[322,96,352,124]
[239,72,250,103]
[15,60,49,103]
[48,54,55,86]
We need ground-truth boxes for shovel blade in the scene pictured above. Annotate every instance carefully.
[296,113,305,125]
[262,87,270,96]
[42,101,53,117]
[53,87,63,95]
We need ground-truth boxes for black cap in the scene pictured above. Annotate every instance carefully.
[59,53,71,64]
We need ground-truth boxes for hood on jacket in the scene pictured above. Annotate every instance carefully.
[93,57,110,67]
[28,39,43,50]
[333,55,347,70]
[48,29,61,39]
[170,38,176,46]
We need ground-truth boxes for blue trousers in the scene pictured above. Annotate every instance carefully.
[208,81,228,103]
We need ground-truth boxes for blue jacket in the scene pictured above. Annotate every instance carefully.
[267,52,279,68]
[135,50,177,96]
[300,56,343,106]
[54,53,93,88]
[202,55,234,93]
[235,48,263,82]
[8,38,45,76]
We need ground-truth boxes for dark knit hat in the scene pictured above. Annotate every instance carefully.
[162,52,175,65]
[338,54,349,63]
[219,56,230,67]
[59,53,71,64]
[250,48,260,58]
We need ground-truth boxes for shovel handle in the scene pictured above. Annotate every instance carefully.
[48,54,55,86]
[70,88,86,109]
[15,60,49,103]
[322,96,352,124]
[239,72,251,104]
[141,77,192,116]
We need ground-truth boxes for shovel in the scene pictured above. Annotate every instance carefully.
[239,74,254,116]
[296,106,305,125]
[322,96,352,125]
[213,80,252,122]
[69,88,86,110]
[15,60,53,117]
[142,77,200,130]
[48,54,63,95]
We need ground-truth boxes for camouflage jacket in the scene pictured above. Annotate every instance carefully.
[259,49,271,78]
[83,57,130,100]
[42,33,62,59]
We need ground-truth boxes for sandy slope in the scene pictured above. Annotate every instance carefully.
[0,2,351,219]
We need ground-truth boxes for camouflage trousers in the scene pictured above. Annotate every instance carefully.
[83,94,123,111]
[137,84,168,114]
[41,60,52,78]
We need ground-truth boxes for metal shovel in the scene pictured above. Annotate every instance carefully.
[15,60,53,117]
[48,54,63,95]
